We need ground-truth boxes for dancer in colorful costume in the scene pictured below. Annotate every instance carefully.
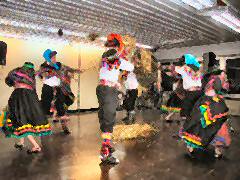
[97,33,134,164]
[174,54,203,120]
[38,49,82,135]
[181,53,230,158]
[3,62,52,153]
[122,71,139,125]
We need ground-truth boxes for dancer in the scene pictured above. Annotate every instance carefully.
[38,49,82,135]
[174,54,203,120]
[162,79,185,122]
[122,71,139,125]
[181,69,229,158]
[97,33,134,164]
[3,62,52,153]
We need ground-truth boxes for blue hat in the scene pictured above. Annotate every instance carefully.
[43,49,60,70]
[184,54,201,68]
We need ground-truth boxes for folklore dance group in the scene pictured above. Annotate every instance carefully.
[0,32,232,165]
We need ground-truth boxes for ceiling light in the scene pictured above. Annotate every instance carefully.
[180,0,216,10]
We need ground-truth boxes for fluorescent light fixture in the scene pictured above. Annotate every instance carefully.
[212,13,240,33]
[0,18,87,38]
[136,43,152,49]
[180,0,215,10]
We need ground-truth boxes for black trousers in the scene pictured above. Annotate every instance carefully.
[180,90,202,118]
[41,84,66,117]
[123,89,138,112]
[96,85,118,133]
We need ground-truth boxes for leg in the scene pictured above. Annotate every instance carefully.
[96,85,119,164]
[55,89,70,134]
[14,138,25,150]
[27,135,41,153]
[41,84,54,116]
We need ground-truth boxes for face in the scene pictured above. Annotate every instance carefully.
[51,55,57,63]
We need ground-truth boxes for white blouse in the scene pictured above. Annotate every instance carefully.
[175,66,202,90]
[125,72,139,90]
[99,58,134,83]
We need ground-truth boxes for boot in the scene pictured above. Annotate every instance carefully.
[100,142,119,165]
[100,133,119,165]
[128,111,136,124]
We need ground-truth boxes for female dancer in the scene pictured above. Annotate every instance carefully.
[4,62,52,153]
[174,54,203,120]
[181,66,230,158]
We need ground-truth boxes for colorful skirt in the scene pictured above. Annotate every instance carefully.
[181,95,229,149]
[3,88,52,138]
[161,92,182,113]
[210,122,231,147]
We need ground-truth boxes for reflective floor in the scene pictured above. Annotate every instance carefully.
[0,110,240,180]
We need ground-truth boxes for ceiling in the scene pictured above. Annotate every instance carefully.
[0,0,240,49]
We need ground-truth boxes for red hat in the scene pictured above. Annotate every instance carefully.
[105,33,124,51]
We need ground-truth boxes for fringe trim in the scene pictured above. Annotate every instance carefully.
[161,105,181,113]
[6,131,52,139]
[4,119,52,138]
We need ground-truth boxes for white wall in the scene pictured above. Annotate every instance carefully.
[0,36,104,110]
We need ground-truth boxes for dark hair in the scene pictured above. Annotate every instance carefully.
[50,51,57,58]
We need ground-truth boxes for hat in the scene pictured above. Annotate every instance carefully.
[105,33,124,51]
[208,52,219,67]
[43,49,60,70]
[184,54,201,68]
[23,62,34,69]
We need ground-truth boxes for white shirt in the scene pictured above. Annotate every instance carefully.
[44,76,61,87]
[99,58,134,83]
[125,72,139,90]
[175,66,202,90]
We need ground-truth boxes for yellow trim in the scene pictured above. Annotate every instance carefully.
[102,133,112,140]
[182,136,203,146]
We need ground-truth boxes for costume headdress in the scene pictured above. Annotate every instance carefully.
[175,54,201,72]
[105,33,124,52]
[43,49,59,70]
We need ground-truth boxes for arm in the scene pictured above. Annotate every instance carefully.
[119,58,134,72]
[5,68,18,87]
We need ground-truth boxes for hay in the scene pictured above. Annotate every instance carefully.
[113,123,158,141]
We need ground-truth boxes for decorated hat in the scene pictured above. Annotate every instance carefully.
[208,52,219,67]
[105,33,124,51]
[43,49,59,70]
[23,62,34,69]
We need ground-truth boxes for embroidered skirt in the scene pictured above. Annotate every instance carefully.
[3,88,52,138]
[181,95,229,149]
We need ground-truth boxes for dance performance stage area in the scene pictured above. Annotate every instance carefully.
[0,110,239,180]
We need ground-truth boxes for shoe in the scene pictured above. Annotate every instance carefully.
[122,117,130,125]
[100,143,119,165]
[53,119,59,123]
[100,155,120,165]
[63,127,71,135]
[129,111,136,124]
[27,147,41,154]
[14,143,24,151]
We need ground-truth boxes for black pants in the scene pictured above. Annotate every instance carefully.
[41,84,66,117]
[180,90,202,118]
[96,85,118,133]
[123,89,138,112]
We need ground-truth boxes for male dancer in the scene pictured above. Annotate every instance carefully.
[97,34,134,164]
[122,71,139,125]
